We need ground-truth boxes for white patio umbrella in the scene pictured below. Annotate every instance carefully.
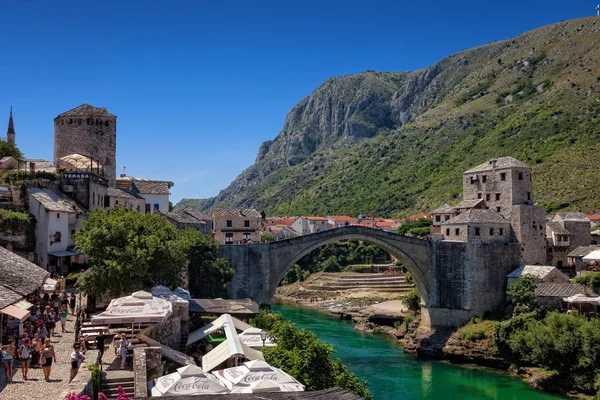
[583,250,600,262]
[238,328,276,349]
[212,360,304,393]
[150,364,230,396]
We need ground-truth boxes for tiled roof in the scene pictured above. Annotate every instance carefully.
[180,207,211,221]
[464,157,529,174]
[56,104,116,118]
[431,204,455,214]
[58,154,103,170]
[0,247,49,303]
[553,212,590,222]
[133,181,170,195]
[327,216,357,223]
[546,222,571,235]
[535,283,596,297]
[454,199,485,209]
[212,208,261,218]
[443,209,509,225]
[303,216,329,221]
[507,265,557,279]
[568,245,600,258]
[588,214,600,222]
[28,187,87,213]
[272,217,297,226]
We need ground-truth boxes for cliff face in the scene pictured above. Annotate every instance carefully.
[188,17,600,216]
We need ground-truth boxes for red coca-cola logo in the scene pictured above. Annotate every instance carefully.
[172,380,212,392]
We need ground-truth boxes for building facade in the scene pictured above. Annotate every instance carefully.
[546,212,592,270]
[212,208,261,244]
[291,217,331,235]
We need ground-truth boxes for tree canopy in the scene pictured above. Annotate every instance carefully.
[75,208,190,296]
[0,140,23,161]
[507,274,541,311]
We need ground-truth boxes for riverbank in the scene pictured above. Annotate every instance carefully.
[274,282,591,399]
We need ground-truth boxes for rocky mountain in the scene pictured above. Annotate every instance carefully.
[182,17,600,216]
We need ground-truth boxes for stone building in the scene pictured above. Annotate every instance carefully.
[6,107,15,145]
[212,208,261,245]
[162,207,212,235]
[567,245,600,274]
[291,216,332,235]
[441,209,512,243]
[116,176,172,214]
[108,187,146,213]
[53,104,117,186]
[430,204,457,234]
[546,212,593,270]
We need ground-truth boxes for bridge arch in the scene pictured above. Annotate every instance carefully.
[266,226,431,305]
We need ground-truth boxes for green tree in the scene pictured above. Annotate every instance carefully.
[402,287,421,312]
[575,272,600,293]
[184,230,234,298]
[320,255,340,272]
[251,311,372,399]
[0,140,23,161]
[397,218,432,236]
[75,208,189,296]
[507,274,541,310]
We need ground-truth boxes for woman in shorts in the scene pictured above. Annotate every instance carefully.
[17,338,32,380]
[1,338,15,382]
[59,303,69,333]
[41,338,56,382]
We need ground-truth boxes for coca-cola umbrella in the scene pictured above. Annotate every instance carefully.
[238,328,276,349]
[91,291,172,325]
[212,360,304,393]
[150,364,230,396]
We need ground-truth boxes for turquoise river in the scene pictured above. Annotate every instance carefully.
[272,302,565,400]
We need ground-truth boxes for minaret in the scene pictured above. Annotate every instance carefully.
[6,107,15,145]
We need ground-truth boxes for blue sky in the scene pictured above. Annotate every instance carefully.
[0,1,595,202]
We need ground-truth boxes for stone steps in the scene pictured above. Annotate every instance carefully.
[101,371,135,400]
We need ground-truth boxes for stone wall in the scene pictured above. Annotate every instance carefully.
[54,114,117,187]
[510,205,547,264]
[145,305,185,350]
[133,346,163,398]
[219,243,271,304]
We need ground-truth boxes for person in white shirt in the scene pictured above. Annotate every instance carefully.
[119,332,129,369]
[70,343,85,382]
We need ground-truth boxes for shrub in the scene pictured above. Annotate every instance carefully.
[402,287,421,312]
[507,274,541,310]
[575,272,600,293]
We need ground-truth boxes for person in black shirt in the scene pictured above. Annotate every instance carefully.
[95,329,110,366]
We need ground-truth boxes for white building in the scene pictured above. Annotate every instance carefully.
[116,176,173,214]
[28,188,87,273]
[291,217,331,235]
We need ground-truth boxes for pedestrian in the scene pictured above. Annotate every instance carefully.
[45,306,57,337]
[19,332,29,346]
[52,295,60,315]
[69,343,85,382]
[42,293,50,309]
[17,338,32,380]
[38,323,48,342]
[41,338,56,382]
[80,334,88,353]
[31,333,42,368]
[69,293,76,316]
[95,329,109,366]
[119,332,129,369]
[1,338,15,382]
[60,303,69,333]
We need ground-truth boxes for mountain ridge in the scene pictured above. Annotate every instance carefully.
[177,17,600,216]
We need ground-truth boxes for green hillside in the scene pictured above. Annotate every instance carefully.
[178,17,600,217]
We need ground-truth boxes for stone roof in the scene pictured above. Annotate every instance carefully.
[180,207,211,221]
[454,199,485,210]
[507,265,558,279]
[28,187,87,213]
[0,247,50,304]
[162,211,207,225]
[464,156,529,174]
[212,208,261,218]
[568,245,600,258]
[535,283,596,297]
[58,153,103,170]
[553,212,590,222]
[431,204,455,214]
[546,222,571,235]
[56,104,116,118]
[0,286,22,309]
[442,209,509,225]
[107,187,144,200]
[133,180,170,195]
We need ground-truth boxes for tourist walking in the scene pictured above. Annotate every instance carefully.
[1,338,15,383]
[60,303,69,333]
[52,295,60,314]
[17,338,32,380]
[38,323,48,342]
[95,329,111,366]
[69,293,77,316]
[69,343,85,382]
[45,306,57,337]
[31,332,42,368]
[41,338,56,382]
[119,332,129,369]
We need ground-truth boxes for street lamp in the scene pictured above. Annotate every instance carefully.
[260,330,267,347]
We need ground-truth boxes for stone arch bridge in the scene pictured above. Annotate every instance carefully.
[218,226,521,328]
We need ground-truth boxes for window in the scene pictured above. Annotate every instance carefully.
[455,228,460,236]
[500,172,506,181]
[495,193,500,201]
[115,200,119,205]
[145,204,151,214]
[518,172,523,180]
[445,215,451,221]
[470,176,475,184]
[57,213,60,219]
[486,193,490,201]
[446,228,450,236]
[243,233,251,241]
[482,175,487,183]
[136,205,140,212]
[477,193,482,199]
[435,215,441,222]
[54,232,61,243]
[527,192,531,200]
[496,206,501,213]
[225,233,234,244]
[244,220,250,228]
[226,220,233,228]
[490,228,494,235]
[154,203,160,211]
[475,227,480,236]
[499,228,504,235]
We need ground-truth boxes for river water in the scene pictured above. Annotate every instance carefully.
[272,302,564,400]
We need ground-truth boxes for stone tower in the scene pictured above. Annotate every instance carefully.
[6,107,15,145]
[53,104,117,186]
